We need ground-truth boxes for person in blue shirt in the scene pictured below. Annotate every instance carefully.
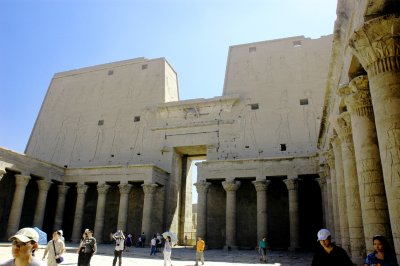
[363,235,398,266]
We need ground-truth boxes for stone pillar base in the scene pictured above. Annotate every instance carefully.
[223,245,238,251]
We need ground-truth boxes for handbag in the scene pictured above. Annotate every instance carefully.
[52,240,64,264]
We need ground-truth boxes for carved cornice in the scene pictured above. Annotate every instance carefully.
[222,180,241,192]
[194,181,211,194]
[141,183,158,195]
[349,14,400,76]
[252,180,271,192]
[97,183,110,194]
[348,75,374,117]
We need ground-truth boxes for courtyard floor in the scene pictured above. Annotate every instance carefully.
[0,243,314,266]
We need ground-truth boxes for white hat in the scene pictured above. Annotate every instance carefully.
[317,229,331,241]
[9,228,39,243]
[57,230,63,236]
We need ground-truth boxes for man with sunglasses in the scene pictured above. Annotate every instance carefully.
[0,227,42,266]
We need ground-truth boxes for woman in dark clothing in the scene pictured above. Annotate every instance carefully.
[363,235,398,266]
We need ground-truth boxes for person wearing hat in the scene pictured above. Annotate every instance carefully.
[311,229,354,266]
[0,227,42,266]
[76,229,96,266]
[42,231,65,266]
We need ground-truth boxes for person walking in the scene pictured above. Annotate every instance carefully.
[311,229,354,266]
[363,235,398,266]
[76,229,97,266]
[150,235,157,256]
[42,231,65,266]
[112,230,125,266]
[125,234,132,252]
[0,227,41,266]
[195,236,205,266]
[163,236,173,266]
[258,236,268,263]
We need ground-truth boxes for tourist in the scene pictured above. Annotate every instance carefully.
[141,232,146,247]
[112,230,125,266]
[311,229,353,266]
[363,235,398,266]
[195,236,205,266]
[0,227,41,266]
[56,230,65,242]
[156,233,162,253]
[150,235,157,255]
[258,236,268,263]
[42,231,65,266]
[125,233,133,252]
[76,229,97,266]
[163,236,173,266]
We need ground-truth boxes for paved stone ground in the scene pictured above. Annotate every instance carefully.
[0,243,313,266]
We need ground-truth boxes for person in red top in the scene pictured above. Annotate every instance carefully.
[195,236,205,266]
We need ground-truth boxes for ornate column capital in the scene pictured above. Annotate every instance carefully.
[141,183,158,195]
[194,181,211,194]
[0,169,6,180]
[324,150,335,169]
[347,75,374,117]
[222,180,241,192]
[336,112,353,144]
[118,183,132,195]
[37,180,52,192]
[15,175,31,187]
[349,14,400,76]
[76,183,88,194]
[97,183,110,194]
[284,178,299,190]
[252,180,271,191]
[58,184,69,195]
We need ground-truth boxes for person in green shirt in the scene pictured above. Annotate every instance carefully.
[258,236,268,263]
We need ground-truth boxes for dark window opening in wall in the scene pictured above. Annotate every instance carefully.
[110,154,114,158]
[134,116,140,122]
[108,70,114,75]
[293,40,302,47]
[250,103,259,110]
[249,47,256,53]
[300,98,309,105]
[280,144,287,151]
[98,120,104,126]
[141,64,148,70]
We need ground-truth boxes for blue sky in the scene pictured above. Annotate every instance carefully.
[0,0,337,154]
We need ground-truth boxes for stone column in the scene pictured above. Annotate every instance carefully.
[284,178,300,251]
[141,183,158,246]
[117,183,132,232]
[325,150,340,243]
[71,183,88,242]
[0,169,6,181]
[325,172,335,237]
[316,174,328,229]
[349,14,400,261]
[94,183,110,243]
[252,180,271,242]
[194,181,211,239]
[222,180,241,250]
[6,174,31,237]
[331,136,350,251]
[33,180,52,228]
[334,109,365,263]
[53,184,69,231]
[343,75,392,254]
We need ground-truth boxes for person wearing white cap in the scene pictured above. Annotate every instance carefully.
[311,229,354,266]
[0,227,42,266]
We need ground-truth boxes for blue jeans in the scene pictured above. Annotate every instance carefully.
[150,245,156,255]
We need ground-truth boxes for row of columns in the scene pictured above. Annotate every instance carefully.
[320,12,400,263]
[195,177,301,250]
[3,175,159,244]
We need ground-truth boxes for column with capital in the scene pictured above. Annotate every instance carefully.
[325,150,340,244]
[252,180,271,241]
[342,76,392,254]
[94,183,110,243]
[331,136,350,252]
[316,174,328,229]
[324,172,335,237]
[71,184,88,242]
[33,180,53,228]
[117,183,132,232]
[141,183,158,246]
[194,181,211,239]
[283,178,300,251]
[53,184,69,231]
[334,108,365,263]
[349,14,400,261]
[6,174,31,237]
[222,180,240,249]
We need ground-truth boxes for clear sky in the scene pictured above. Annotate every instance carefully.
[0,0,337,154]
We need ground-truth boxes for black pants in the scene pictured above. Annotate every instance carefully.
[80,252,93,266]
[113,250,123,266]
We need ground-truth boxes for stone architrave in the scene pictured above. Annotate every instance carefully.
[222,180,241,250]
[252,180,271,241]
[335,109,365,263]
[0,169,6,181]
[345,75,392,254]
[94,183,110,243]
[331,136,350,252]
[53,184,69,231]
[6,174,31,237]
[71,184,88,242]
[325,150,340,243]
[316,174,328,229]
[349,14,400,261]
[33,180,53,228]
[194,181,211,240]
[283,178,300,251]
[141,183,158,246]
[117,183,132,232]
